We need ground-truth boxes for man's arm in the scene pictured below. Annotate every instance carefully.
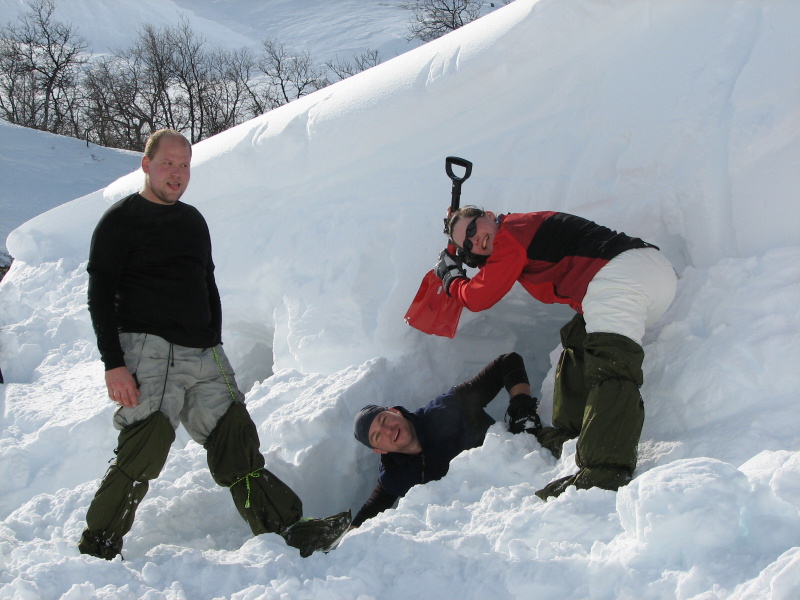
[447,231,528,311]
[508,381,532,398]
[87,209,140,406]
[350,481,397,529]
[87,269,125,370]
[104,366,140,407]
[204,233,222,344]
[454,352,541,433]
[453,352,530,410]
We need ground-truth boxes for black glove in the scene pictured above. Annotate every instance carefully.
[434,249,467,296]
[457,248,487,269]
[506,393,542,434]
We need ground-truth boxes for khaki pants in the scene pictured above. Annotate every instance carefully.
[80,334,302,557]
[114,333,244,444]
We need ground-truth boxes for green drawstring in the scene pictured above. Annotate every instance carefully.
[212,346,257,506]
[212,347,238,403]
[230,470,261,508]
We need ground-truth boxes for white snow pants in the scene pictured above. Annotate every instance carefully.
[582,248,677,345]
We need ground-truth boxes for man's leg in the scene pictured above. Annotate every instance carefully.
[177,345,304,535]
[535,314,589,458]
[203,400,303,535]
[79,411,175,559]
[80,334,182,559]
[204,401,351,556]
[536,249,674,500]
[196,346,351,556]
[536,332,644,500]
[552,313,591,433]
[574,331,644,480]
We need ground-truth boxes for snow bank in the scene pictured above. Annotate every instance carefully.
[1,0,798,598]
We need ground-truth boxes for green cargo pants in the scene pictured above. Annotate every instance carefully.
[80,335,348,559]
[79,411,175,558]
[204,401,303,535]
[79,401,305,559]
[536,313,645,499]
[79,336,305,559]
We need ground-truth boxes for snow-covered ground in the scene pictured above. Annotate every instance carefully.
[1,0,799,598]
[0,121,141,263]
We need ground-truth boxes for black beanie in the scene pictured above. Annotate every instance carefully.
[353,404,388,448]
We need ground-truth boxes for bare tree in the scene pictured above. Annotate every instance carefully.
[256,37,329,109]
[84,21,262,149]
[2,5,393,150]
[165,19,213,142]
[407,0,483,42]
[0,0,87,134]
[82,53,156,150]
[203,46,260,134]
[325,49,382,81]
[131,23,185,134]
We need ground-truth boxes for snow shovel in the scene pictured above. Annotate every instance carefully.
[404,156,473,338]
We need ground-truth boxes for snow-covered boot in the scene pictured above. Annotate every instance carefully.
[281,510,353,557]
[534,426,575,459]
[535,465,633,501]
[77,529,124,560]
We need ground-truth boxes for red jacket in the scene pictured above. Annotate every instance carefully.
[448,212,655,313]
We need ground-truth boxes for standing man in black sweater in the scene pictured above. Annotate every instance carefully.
[79,129,348,560]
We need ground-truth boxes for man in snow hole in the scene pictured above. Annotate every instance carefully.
[351,352,539,527]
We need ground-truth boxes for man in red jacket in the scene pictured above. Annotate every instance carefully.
[435,208,677,499]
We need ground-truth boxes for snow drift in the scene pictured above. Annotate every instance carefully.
[1,0,798,598]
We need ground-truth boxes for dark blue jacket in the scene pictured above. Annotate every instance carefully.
[352,353,529,527]
[378,389,494,498]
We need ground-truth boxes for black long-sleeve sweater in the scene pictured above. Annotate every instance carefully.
[87,193,222,370]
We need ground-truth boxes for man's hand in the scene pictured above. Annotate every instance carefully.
[506,393,542,434]
[443,207,454,235]
[434,249,467,295]
[105,366,140,407]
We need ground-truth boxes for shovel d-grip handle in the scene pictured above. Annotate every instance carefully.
[445,156,473,212]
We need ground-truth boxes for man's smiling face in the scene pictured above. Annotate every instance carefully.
[368,408,421,455]
[452,211,497,256]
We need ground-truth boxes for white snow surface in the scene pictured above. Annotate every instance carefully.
[0,122,141,260]
[1,0,799,598]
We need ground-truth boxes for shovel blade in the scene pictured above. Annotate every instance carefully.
[404,270,463,338]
